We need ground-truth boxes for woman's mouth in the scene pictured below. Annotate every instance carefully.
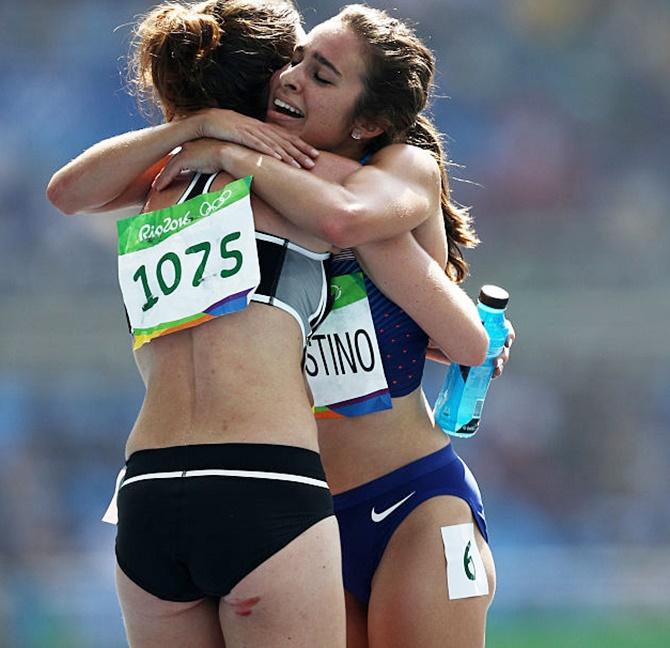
[272,98,305,118]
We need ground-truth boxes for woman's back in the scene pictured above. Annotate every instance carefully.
[127,172,327,457]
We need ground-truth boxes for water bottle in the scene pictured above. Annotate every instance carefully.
[433,284,510,438]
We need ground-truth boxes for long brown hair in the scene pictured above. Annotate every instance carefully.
[339,4,478,282]
[128,0,301,121]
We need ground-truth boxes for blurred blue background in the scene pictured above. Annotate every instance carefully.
[1,0,669,645]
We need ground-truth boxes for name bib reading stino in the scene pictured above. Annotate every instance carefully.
[306,272,392,418]
[117,176,259,349]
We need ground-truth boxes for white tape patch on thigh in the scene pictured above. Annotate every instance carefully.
[440,522,489,600]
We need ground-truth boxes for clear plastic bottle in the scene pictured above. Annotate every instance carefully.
[433,284,510,437]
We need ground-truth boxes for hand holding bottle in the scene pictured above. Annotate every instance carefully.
[433,285,511,438]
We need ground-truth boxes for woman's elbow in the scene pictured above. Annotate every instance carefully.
[454,327,489,367]
[321,203,367,249]
[46,174,77,215]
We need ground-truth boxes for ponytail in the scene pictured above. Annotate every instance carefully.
[130,3,224,120]
[406,115,478,282]
[340,4,479,283]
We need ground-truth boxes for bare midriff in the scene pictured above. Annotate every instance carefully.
[317,388,451,495]
[126,303,318,459]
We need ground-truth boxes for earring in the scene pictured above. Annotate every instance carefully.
[351,129,362,141]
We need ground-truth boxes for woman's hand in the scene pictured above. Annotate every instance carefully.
[191,108,319,169]
[153,139,233,190]
[493,319,515,379]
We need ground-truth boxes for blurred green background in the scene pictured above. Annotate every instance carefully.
[1,0,669,645]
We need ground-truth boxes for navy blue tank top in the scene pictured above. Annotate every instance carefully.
[329,249,428,397]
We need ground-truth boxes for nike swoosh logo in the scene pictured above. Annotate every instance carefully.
[371,491,416,523]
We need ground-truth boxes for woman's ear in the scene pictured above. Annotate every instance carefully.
[351,120,385,142]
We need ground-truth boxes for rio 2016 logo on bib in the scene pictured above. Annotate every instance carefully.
[117,176,260,349]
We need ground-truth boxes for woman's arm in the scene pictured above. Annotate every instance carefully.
[46,109,318,215]
[155,139,441,248]
[355,234,490,367]
[154,139,487,360]
[304,150,484,364]
[427,321,516,379]
[150,134,490,367]
[46,119,199,214]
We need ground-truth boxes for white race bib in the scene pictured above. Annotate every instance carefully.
[305,272,392,418]
[117,177,259,349]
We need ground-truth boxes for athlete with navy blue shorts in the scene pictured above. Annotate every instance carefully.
[314,244,513,648]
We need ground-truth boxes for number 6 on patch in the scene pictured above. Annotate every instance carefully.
[440,523,489,600]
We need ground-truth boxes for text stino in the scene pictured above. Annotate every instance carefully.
[305,330,377,377]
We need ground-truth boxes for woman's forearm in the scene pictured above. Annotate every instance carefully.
[214,144,371,247]
[157,140,435,247]
[356,234,489,366]
[47,118,199,215]
[224,145,435,247]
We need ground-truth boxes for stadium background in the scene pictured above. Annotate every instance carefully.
[1,0,669,645]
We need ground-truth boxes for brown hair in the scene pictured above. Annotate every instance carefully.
[339,4,478,282]
[128,0,301,121]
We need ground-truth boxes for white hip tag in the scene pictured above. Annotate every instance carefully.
[101,467,126,525]
[441,523,489,599]
[306,272,391,418]
[117,177,259,349]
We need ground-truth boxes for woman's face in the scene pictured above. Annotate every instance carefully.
[265,18,369,157]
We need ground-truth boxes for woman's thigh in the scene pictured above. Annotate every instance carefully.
[116,563,225,648]
[367,495,495,648]
[345,590,369,648]
[219,515,346,648]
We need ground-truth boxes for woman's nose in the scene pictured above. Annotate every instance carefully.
[279,64,302,92]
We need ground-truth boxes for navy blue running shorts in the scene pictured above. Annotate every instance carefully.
[333,443,487,604]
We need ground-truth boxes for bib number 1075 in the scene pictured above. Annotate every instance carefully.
[132,232,243,312]
[117,177,259,347]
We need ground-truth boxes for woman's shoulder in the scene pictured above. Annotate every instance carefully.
[369,143,438,178]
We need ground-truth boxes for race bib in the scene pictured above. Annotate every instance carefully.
[117,176,259,349]
[305,272,392,418]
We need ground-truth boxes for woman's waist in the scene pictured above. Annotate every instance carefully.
[317,392,449,493]
[138,376,311,423]
[129,380,317,454]
[139,375,314,423]
[126,409,320,459]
